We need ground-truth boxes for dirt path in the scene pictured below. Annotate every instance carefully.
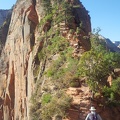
[65,83,91,120]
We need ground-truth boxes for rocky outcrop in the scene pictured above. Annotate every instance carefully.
[105,38,120,52]
[0,0,91,120]
[0,0,120,120]
[113,41,120,48]
[0,10,12,49]
[0,0,43,119]
[98,35,120,52]
[0,10,11,27]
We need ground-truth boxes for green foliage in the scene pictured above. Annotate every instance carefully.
[30,94,41,120]
[33,65,40,80]
[102,78,120,106]
[40,0,74,28]
[30,102,41,120]
[53,0,73,26]
[30,0,90,119]
[42,0,52,14]
[78,31,120,94]
[104,52,120,68]
[66,56,79,77]
[38,49,46,60]
[41,93,52,105]
[32,0,120,117]
[46,55,66,77]
[76,27,81,34]
[83,36,89,40]
[74,29,120,107]
[79,21,83,28]
[41,91,72,120]
[111,77,120,95]
[30,91,72,120]
[102,86,113,98]
[69,77,80,87]
[46,47,80,88]
[61,47,74,59]
[69,29,75,34]
[53,13,65,25]
[90,29,107,51]
[47,35,69,54]
[40,14,53,26]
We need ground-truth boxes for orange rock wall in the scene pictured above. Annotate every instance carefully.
[0,0,91,120]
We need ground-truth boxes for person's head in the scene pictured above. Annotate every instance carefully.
[31,0,36,6]
[89,106,96,113]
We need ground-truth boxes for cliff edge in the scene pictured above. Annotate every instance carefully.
[0,0,91,119]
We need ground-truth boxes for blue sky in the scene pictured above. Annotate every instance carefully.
[0,0,120,41]
[0,0,16,9]
[81,0,120,41]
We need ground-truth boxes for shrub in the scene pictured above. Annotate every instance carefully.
[47,35,68,54]
[69,29,75,34]
[38,50,45,60]
[69,78,80,87]
[102,78,120,106]
[111,77,120,95]
[76,27,82,34]
[41,93,52,105]
[30,99,41,120]
[40,14,53,25]
[41,91,72,120]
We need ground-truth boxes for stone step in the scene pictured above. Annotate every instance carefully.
[67,109,80,120]
[60,28,69,30]
[80,107,88,111]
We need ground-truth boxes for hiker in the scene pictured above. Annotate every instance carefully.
[85,106,102,120]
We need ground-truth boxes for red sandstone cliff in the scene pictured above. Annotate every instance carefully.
[0,0,91,119]
[1,0,120,120]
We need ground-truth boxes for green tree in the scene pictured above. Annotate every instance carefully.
[102,77,120,105]
[78,32,120,93]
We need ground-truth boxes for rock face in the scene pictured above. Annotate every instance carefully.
[0,10,11,27]
[98,36,120,52]
[0,0,91,120]
[0,9,12,54]
[113,41,120,49]
[0,10,12,50]
[0,0,120,120]
[106,38,120,52]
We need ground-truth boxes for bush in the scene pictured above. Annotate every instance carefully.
[47,35,68,54]
[102,86,113,98]
[46,55,66,78]
[40,14,53,25]
[69,29,75,34]
[41,91,72,120]
[30,99,41,120]
[69,78,80,87]
[41,93,52,105]
[38,50,45,60]
[76,27,81,34]
[111,77,120,95]
[102,78,120,106]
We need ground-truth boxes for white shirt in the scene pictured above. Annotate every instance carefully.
[85,111,102,120]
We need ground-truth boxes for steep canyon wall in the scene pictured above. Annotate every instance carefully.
[0,0,91,119]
